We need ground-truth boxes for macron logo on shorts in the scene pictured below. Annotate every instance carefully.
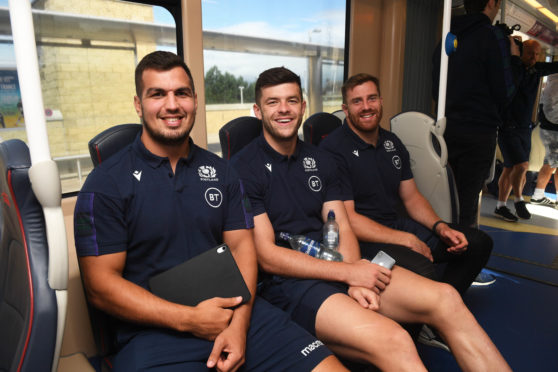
[300,340,324,357]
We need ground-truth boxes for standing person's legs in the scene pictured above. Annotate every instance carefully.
[534,164,555,191]
[495,131,522,221]
[445,132,496,227]
[509,162,529,199]
[497,166,513,203]
[533,128,558,204]
[508,128,533,219]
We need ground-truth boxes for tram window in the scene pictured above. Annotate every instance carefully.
[201,0,346,155]
[0,1,176,194]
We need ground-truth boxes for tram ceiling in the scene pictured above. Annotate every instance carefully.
[0,6,343,61]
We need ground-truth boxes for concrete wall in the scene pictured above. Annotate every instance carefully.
[2,0,154,156]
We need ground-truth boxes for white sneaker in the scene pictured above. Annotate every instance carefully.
[530,196,556,208]
[472,271,496,286]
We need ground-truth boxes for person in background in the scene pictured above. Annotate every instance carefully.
[496,40,558,221]
[432,0,520,227]
[531,73,558,208]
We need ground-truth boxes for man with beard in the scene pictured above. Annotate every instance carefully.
[231,67,511,371]
[320,73,492,297]
[496,39,558,221]
[74,51,347,372]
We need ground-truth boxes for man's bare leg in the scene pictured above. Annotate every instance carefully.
[312,355,350,372]
[535,164,555,189]
[315,293,427,371]
[498,166,513,202]
[378,266,511,372]
[510,161,529,199]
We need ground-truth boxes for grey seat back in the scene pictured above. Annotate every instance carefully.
[391,111,459,223]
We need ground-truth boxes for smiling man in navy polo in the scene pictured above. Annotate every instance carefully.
[320,73,493,297]
[73,51,347,372]
[231,67,511,371]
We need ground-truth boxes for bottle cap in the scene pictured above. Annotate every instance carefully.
[327,210,335,220]
[279,232,291,240]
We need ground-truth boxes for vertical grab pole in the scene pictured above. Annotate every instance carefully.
[433,0,453,168]
[8,2,68,372]
[9,0,50,163]
[436,0,453,124]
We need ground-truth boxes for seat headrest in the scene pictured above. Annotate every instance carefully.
[219,116,262,160]
[88,124,142,167]
[302,112,342,146]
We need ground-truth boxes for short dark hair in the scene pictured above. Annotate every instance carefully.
[135,51,194,97]
[342,73,381,104]
[255,67,302,105]
[464,0,490,14]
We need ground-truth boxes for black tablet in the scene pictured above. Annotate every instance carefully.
[149,244,251,307]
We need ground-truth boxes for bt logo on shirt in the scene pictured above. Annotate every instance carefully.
[204,187,223,208]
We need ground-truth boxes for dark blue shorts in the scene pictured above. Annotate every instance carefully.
[498,128,532,167]
[258,277,347,335]
[112,297,332,371]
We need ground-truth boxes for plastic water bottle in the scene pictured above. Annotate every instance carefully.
[279,232,343,262]
[323,210,339,251]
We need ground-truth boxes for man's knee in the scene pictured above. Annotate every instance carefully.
[464,228,493,259]
[430,282,464,317]
[383,324,415,351]
[513,162,529,175]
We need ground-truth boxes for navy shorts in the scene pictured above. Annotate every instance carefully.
[258,277,347,335]
[498,127,532,167]
[112,297,332,371]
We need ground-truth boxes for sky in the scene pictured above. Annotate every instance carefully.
[165,0,345,84]
[1,0,346,85]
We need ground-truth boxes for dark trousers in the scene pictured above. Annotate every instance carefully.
[360,218,493,295]
[445,131,496,227]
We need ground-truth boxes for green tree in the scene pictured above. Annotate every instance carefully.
[204,66,256,104]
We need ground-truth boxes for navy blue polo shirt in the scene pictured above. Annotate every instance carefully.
[230,134,343,244]
[74,133,253,291]
[320,124,413,226]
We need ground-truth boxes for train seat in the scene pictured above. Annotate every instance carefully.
[88,124,142,167]
[302,112,342,146]
[78,124,144,370]
[332,109,346,122]
[390,111,459,223]
[0,139,62,372]
[219,116,262,160]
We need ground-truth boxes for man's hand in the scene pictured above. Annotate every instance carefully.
[186,297,242,340]
[435,223,468,254]
[510,35,522,56]
[206,323,247,372]
[402,233,433,261]
[345,259,391,293]
[348,286,380,310]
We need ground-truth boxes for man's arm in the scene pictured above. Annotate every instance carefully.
[79,253,242,340]
[535,61,558,78]
[206,228,258,371]
[322,200,360,263]
[344,199,433,261]
[399,179,467,253]
[252,209,390,292]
